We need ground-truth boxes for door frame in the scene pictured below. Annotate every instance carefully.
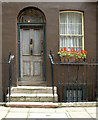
[17,23,46,82]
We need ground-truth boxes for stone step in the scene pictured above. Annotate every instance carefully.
[7,93,58,102]
[18,81,47,86]
[7,86,58,102]
[5,102,96,108]
[6,102,59,108]
[11,86,57,94]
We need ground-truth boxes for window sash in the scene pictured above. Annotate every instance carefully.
[59,11,84,51]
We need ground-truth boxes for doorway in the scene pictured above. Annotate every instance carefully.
[17,7,46,85]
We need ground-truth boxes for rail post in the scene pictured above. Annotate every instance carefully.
[49,50,55,102]
[8,52,14,102]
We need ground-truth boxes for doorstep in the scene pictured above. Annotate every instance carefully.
[6,102,58,108]
[5,102,97,108]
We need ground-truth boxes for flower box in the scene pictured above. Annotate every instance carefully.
[61,57,85,63]
[58,48,87,63]
[61,56,76,62]
[77,58,85,62]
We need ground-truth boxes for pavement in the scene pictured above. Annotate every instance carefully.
[0,105,97,120]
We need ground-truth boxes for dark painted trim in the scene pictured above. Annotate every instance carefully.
[43,24,46,81]
[17,24,21,81]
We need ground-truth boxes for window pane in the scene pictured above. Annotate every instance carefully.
[79,36,82,46]
[60,36,67,48]
[60,24,67,34]
[60,37,63,48]
[68,12,74,23]
[73,90,77,101]
[68,36,74,47]
[75,24,82,35]
[78,90,82,101]
[64,36,67,47]
[60,13,67,23]
[68,24,74,34]
[66,36,83,50]
[76,37,79,46]
[74,13,82,23]
[73,37,76,47]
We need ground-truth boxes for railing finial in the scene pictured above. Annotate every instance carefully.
[49,50,54,64]
[8,52,14,64]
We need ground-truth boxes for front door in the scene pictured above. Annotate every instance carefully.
[20,26,43,84]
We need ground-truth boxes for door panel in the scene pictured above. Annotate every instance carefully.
[33,29,42,55]
[23,61,31,76]
[20,26,43,82]
[22,30,30,55]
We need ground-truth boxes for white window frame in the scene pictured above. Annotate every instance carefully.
[59,11,84,51]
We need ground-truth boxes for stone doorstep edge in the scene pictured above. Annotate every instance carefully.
[0,102,97,108]
[6,104,58,108]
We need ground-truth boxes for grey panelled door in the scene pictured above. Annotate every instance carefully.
[20,27,43,82]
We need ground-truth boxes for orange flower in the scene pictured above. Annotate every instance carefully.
[61,49,63,51]
[70,48,75,52]
[78,53,80,55]
[81,50,87,54]
[66,51,69,52]
[75,51,78,53]
[84,50,87,53]
[70,48,74,50]
[64,48,66,51]
[71,53,75,55]
[81,50,84,52]
[81,52,84,54]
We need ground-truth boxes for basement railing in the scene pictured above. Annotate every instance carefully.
[49,50,98,102]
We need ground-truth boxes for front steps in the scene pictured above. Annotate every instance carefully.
[7,86,58,102]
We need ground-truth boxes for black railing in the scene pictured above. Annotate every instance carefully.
[0,52,14,102]
[8,52,14,102]
[49,50,55,102]
[49,50,98,102]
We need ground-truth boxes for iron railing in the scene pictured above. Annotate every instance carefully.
[0,52,14,102]
[8,52,14,102]
[49,50,98,102]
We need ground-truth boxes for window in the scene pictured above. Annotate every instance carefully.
[17,7,46,23]
[64,86,86,102]
[59,11,84,51]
